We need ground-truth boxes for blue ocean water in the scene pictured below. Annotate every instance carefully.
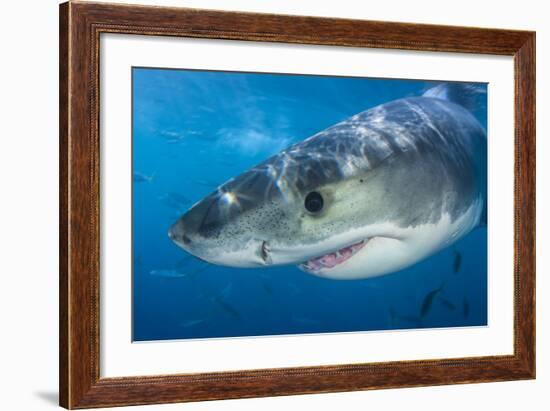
[132,68,488,342]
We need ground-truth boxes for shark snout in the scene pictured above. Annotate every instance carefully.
[168,219,193,248]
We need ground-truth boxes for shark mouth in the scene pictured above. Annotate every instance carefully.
[299,239,368,272]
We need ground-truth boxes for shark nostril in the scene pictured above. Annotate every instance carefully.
[261,241,271,264]
[182,234,192,245]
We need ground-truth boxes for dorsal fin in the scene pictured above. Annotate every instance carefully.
[422,83,487,110]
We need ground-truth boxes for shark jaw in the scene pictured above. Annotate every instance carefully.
[299,239,369,272]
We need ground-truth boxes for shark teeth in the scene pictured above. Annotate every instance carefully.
[300,239,368,272]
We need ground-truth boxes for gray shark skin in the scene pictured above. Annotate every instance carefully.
[169,85,487,280]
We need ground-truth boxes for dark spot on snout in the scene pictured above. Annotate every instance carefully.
[168,221,192,245]
[260,240,274,265]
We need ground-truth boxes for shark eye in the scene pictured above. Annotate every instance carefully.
[304,191,324,213]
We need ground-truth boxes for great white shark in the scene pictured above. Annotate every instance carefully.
[168,83,487,280]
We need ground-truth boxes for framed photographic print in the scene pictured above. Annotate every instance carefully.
[59,1,535,408]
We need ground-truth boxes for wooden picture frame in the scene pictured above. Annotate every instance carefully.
[59,1,535,408]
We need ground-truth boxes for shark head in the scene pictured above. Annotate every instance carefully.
[168,147,394,278]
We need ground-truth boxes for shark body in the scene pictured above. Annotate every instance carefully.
[169,84,487,280]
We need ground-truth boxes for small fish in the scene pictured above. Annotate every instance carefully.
[261,280,273,296]
[149,269,187,278]
[133,171,155,183]
[159,192,191,211]
[219,282,233,299]
[463,298,470,318]
[165,139,185,145]
[180,319,205,328]
[420,284,445,318]
[453,250,462,273]
[159,130,186,143]
[199,105,215,113]
[159,130,180,137]
[439,297,457,311]
[212,297,241,320]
